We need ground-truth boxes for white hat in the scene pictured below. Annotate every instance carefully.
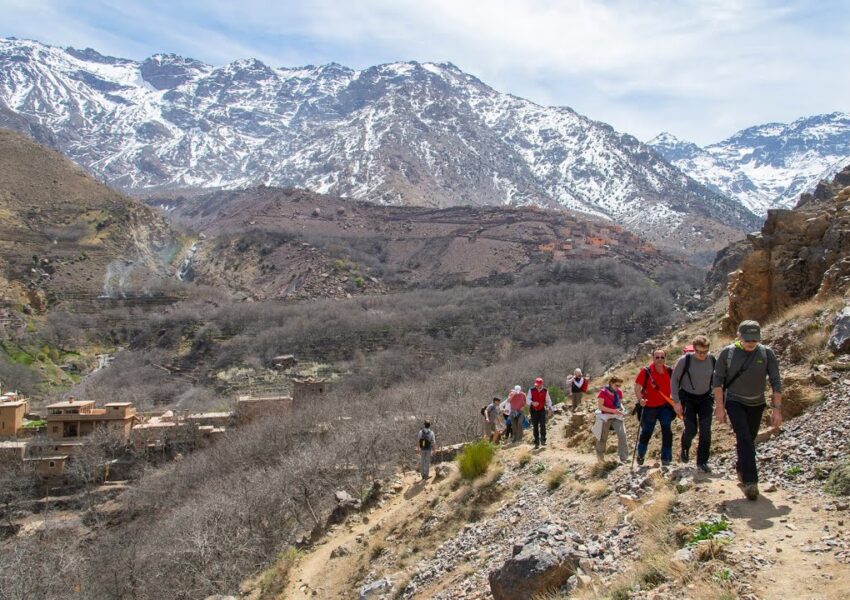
[513,385,522,393]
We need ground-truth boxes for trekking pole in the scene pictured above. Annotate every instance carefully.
[630,403,645,472]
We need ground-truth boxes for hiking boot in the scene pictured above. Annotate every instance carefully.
[541,441,547,447]
[661,459,671,467]
[680,448,689,463]
[697,463,712,473]
[743,483,759,501]
[533,442,540,449]
[636,454,645,466]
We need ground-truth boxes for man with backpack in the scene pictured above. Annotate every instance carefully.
[672,335,716,473]
[633,349,675,466]
[416,421,436,480]
[713,321,782,501]
[484,397,503,443]
[526,377,554,448]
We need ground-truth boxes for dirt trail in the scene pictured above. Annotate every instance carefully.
[278,413,850,600]
[696,476,850,600]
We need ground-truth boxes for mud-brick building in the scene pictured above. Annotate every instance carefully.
[235,395,293,423]
[292,378,332,404]
[0,392,29,438]
[45,399,136,440]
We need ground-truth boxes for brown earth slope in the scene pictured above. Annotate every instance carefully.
[151,187,683,301]
[0,128,179,313]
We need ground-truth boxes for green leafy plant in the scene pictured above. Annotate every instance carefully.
[530,461,547,475]
[457,440,496,480]
[785,465,804,477]
[689,518,729,545]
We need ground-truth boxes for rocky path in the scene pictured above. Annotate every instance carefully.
[269,400,850,600]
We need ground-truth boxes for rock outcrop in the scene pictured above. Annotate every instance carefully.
[488,521,581,600]
[722,164,850,331]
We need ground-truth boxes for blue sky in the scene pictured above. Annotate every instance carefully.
[3,0,848,145]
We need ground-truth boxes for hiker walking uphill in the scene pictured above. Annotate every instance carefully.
[527,378,553,448]
[593,376,628,462]
[634,349,675,466]
[416,421,436,480]
[672,335,716,472]
[566,369,589,411]
[508,385,527,443]
[484,397,503,443]
[713,321,783,501]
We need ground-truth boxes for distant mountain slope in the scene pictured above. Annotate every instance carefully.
[649,112,850,215]
[154,186,683,301]
[0,129,176,312]
[0,38,758,253]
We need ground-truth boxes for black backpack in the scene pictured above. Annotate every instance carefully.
[680,353,716,393]
[418,429,432,450]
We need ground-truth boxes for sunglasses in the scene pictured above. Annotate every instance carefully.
[694,349,709,355]
[653,355,666,359]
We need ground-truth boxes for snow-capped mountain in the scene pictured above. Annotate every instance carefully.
[649,113,850,215]
[0,37,758,251]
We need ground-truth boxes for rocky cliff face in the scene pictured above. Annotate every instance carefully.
[722,164,850,330]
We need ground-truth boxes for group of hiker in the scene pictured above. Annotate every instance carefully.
[419,319,783,501]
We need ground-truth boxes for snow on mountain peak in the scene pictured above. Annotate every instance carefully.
[0,36,758,252]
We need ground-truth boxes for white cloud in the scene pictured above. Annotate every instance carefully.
[2,0,848,144]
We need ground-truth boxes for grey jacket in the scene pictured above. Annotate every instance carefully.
[712,344,781,406]
[671,353,715,401]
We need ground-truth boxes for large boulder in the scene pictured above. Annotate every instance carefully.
[828,306,850,354]
[488,522,582,600]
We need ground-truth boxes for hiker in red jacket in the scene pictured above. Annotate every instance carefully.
[633,349,675,466]
[526,377,553,448]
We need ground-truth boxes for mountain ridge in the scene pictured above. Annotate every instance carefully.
[648,112,850,215]
[0,37,758,254]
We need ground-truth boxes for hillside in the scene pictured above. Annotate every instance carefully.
[242,292,850,600]
[154,186,683,300]
[0,129,178,312]
[649,112,850,215]
[0,38,758,254]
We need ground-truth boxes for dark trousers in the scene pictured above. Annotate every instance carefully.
[530,409,547,445]
[680,390,714,465]
[725,400,765,484]
[637,405,675,462]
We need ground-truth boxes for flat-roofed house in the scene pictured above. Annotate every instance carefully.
[0,393,29,438]
[45,399,136,440]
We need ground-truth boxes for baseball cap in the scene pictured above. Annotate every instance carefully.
[738,320,761,341]
[534,377,544,385]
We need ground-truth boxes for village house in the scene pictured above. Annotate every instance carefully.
[292,377,332,404]
[44,399,136,440]
[0,392,29,438]
[235,394,293,423]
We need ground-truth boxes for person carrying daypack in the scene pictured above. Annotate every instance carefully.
[416,421,436,480]
[484,396,503,443]
[526,377,553,448]
[672,335,716,473]
[593,376,628,462]
[566,368,590,411]
[633,349,675,466]
[713,321,782,501]
[508,385,527,443]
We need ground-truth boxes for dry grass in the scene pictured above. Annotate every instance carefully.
[589,459,619,479]
[546,465,568,490]
[256,546,301,600]
[631,488,676,530]
[516,449,532,468]
[776,295,843,324]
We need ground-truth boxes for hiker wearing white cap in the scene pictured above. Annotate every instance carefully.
[566,368,589,411]
[526,377,553,448]
[508,385,527,443]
